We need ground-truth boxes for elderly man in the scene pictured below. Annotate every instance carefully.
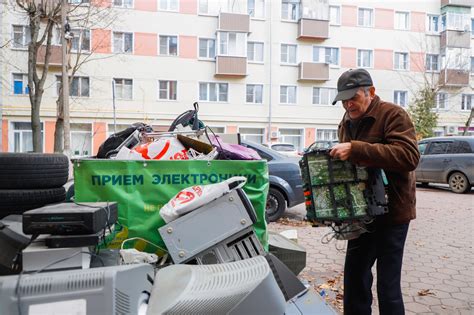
[329,69,420,315]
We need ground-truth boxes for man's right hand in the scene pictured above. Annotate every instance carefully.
[329,143,352,161]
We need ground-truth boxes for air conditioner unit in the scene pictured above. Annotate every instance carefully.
[446,126,457,134]
[270,131,280,139]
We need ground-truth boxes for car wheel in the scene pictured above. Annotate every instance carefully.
[448,172,470,194]
[266,188,286,222]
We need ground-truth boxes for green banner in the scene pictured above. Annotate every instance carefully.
[74,159,269,252]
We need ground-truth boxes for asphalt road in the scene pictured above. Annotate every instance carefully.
[268,185,473,314]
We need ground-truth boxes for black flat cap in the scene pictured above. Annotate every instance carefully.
[332,69,373,105]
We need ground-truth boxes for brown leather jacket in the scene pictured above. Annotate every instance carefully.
[338,95,420,225]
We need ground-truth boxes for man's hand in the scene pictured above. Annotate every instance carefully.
[329,143,352,161]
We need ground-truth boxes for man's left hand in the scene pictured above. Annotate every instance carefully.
[329,143,352,161]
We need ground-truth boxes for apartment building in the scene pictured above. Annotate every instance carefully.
[0,0,473,156]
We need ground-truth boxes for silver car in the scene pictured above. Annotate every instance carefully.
[416,136,474,193]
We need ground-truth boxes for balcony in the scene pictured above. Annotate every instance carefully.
[439,69,470,86]
[441,0,473,7]
[218,12,250,33]
[298,62,329,81]
[215,56,247,77]
[440,30,471,49]
[297,18,329,40]
[36,45,62,68]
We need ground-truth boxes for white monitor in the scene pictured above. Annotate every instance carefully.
[0,264,154,315]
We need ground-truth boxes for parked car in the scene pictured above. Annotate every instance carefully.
[241,140,305,222]
[305,140,339,152]
[415,136,474,193]
[265,143,301,157]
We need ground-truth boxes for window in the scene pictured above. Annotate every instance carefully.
[395,11,409,30]
[71,29,90,52]
[280,128,303,151]
[208,126,225,134]
[317,129,338,141]
[113,0,132,8]
[418,142,428,155]
[56,76,90,97]
[71,123,92,157]
[13,74,29,95]
[280,44,297,64]
[329,6,340,25]
[12,25,30,48]
[248,42,264,63]
[435,93,447,110]
[393,90,408,107]
[426,54,439,72]
[441,12,471,31]
[472,18,474,37]
[394,52,409,70]
[357,49,373,68]
[113,78,133,100]
[471,57,474,75]
[69,0,90,4]
[442,48,470,70]
[217,32,246,56]
[199,0,209,14]
[107,124,130,136]
[12,122,43,153]
[158,80,177,100]
[159,35,178,56]
[427,141,451,155]
[198,0,224,15]
[357,8,373,27]
[199,38,215,59]
[246,84,263,104]
[313,87,337,105]
[159,0,178,11]
[452,141,472,154]
[313,46,339,66]
[281,0,300,21]
[113,32,133,53]
[427,14,439,33]
[239,127,264,144]
[280,85,297,104]
[199,82,228,102]
[248,0,265,18]
[462,94,473,111]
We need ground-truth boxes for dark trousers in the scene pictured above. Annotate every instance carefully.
[343,221,410,315]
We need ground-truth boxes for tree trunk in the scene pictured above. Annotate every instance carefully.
[31,101,42,152]
[54,94,64,152]
[463,108,473,136]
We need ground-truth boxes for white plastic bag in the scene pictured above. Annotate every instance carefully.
[159,176,247,223]
[113,147,146,160]
[132,136,189,160]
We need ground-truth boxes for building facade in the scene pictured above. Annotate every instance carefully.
[0,0,473,156]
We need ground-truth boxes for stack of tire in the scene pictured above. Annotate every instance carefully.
[0,153,69,219]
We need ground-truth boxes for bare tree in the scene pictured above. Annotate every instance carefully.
[397,30,471,139]
[14,0,61,152]
[53,2,117,153]
[10,0,117,153]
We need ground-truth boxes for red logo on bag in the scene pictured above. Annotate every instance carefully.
[174,191,195,205]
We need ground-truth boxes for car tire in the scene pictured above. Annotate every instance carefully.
[266,188,286,222]
[0,153,69,189]
[448,172,470,194]
[0,188,66,219]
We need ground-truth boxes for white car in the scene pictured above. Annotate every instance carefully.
[266,143,301,157]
